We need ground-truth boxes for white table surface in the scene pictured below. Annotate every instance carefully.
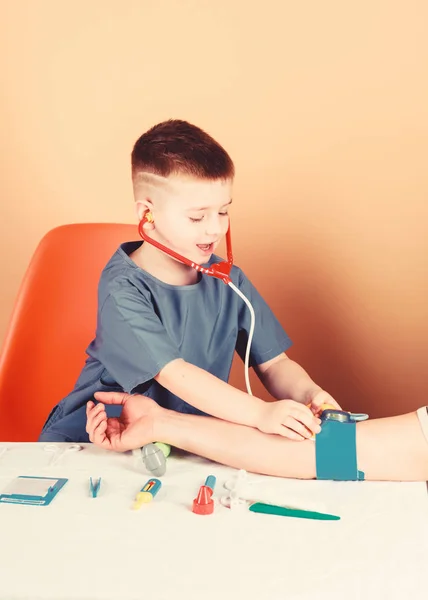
[0,443,427,600]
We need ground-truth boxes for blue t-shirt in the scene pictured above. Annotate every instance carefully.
[39,242,292,442]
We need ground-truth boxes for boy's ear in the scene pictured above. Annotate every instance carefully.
[135,201,155,230]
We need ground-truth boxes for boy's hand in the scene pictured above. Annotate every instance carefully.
[307,390,342,415]
[86,392,160,452]
[257,400,322,441]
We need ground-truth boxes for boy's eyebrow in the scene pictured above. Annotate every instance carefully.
[187,199,233,212]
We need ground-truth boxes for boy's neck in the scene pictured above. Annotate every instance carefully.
[129,242,200,286]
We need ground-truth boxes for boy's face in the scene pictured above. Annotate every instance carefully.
[136,174,233,264]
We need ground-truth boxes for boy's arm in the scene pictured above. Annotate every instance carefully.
[97,291,319,439]
[155,358,320,438]
[232,271,339,412]
[254,353,342,411]
[156,358,264,427]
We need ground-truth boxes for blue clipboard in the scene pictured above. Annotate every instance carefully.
[0,476,68,506]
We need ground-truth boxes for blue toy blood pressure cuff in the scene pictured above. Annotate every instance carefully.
[315,410,368,481]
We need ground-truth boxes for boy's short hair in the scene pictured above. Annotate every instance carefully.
[131,120,235,182]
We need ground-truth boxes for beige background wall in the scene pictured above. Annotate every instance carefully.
[1,1,427,417]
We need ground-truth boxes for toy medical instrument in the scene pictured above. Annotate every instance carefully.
[192,486,214,515]
[248,502,340,521]
[138,214,255,395]
[221,469,254,510]
[89,477,102,498]
[315,407,369,481]
[134,442,171,476]
[133,478,162,509]
[154,442,171,457]
[221,470,337,516]
[0,476,68,506]
[313,402,368,423]
[43,443,82,466]
[140,443,167,476]
[192,475,217,515]
[204,475,216,492]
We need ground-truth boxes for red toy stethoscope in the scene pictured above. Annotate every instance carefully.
[138,212,255,395]
[138,212,234,284]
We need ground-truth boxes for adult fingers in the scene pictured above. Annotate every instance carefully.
[94,391,132,405]
[89,413,109,446]
[86,403,106,435]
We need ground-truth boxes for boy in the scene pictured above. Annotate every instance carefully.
[39,120,341,444]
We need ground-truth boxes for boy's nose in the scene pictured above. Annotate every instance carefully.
[205,216,224,237]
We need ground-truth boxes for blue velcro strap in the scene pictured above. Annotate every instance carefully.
[315,416,365,481]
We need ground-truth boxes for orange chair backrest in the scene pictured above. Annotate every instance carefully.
[0,223,137,441]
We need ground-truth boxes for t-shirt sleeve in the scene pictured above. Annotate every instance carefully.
[235,269,292,367]
[95,289,181,393]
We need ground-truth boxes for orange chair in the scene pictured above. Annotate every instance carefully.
[0,223,137,441]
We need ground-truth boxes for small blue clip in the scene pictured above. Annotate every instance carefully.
[89,477,102,498]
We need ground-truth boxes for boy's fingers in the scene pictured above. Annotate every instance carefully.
[291,407,321,433]
[294,403,316,418]
[94,391,131,405]
[311,395,342,412]
[278,425,305,441]
[283,416,313,439]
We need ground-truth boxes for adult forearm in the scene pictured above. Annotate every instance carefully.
[153,408,428,482]
[155,409,315,478]
[157,358,265,427]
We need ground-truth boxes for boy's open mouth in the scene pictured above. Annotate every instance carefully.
[197,243,214,253]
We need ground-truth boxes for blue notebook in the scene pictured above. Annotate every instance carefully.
[0,476,68,506]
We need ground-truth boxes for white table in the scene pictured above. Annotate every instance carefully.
[0,443,427,600]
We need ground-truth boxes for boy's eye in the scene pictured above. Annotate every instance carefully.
[189,212,228,223]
